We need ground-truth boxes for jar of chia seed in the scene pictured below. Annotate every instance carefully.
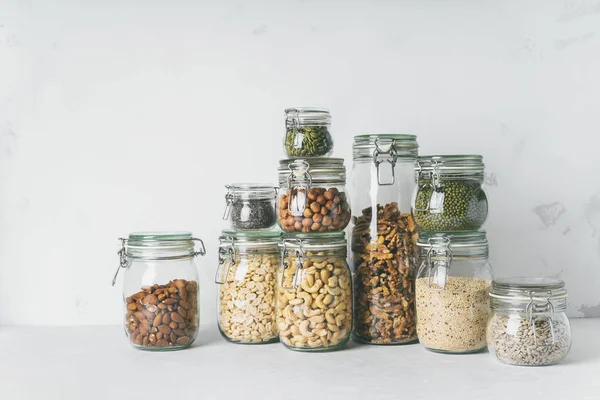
[488,278,571,366]
[412,155,488,231]
[415,231,493,354]
[222,184,277,230]
[277,158,350,233]
[284,108,333,157]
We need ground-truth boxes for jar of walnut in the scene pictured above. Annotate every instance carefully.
[113,232,206,351]
[277,233,353,352]
[215,231,280,344]
[351,135,420,345]
[277,158,351,233]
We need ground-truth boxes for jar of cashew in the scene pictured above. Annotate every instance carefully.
[215,230,281,344]
[277,232,353,352]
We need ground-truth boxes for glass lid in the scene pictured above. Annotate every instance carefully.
[220,230,281,245]
[490,277,567,300]
[285,107,331,126]
[416,155,484,178]
[278,157,346,184]
[279,232,347,249]
[353,134,418,159]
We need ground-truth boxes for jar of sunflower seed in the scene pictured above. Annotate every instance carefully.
[412,155,488,232]
[215,230,281,344]
[284,107,333,157]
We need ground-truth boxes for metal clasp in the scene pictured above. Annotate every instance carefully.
[215,236,235,284]
[372,138,398,186]
[280,239,304,290]
[526,291,556,347]
[112,238,130,286]
[426,236,452,291]
[287,160,312,216]
[288,109,304,150]
[412,160,444,213]
[222,186,234,220]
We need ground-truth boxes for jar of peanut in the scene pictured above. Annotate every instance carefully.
[113,232,206,351]
[215,230,281,344]
[277,232,353,352]
[277,158,351,233]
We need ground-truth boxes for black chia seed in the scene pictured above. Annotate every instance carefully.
[231,199,276,230]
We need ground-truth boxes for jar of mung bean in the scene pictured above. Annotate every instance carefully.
[113,232,206,351]
[277,233,353,352]
[277,158,351,233]
[415,231,493,354]
[215,230,281,344]
[412,155,488,231]
[488,278,572,366]
[222,184,277,230]
[284,107,333,157]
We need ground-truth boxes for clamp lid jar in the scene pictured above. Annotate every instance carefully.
[277,232,353,352]
[277,158,350,233]
[412,155,488,231]
[415,231,493,354]
[487,278,571,366]
[113,232,206,351]
[222,184,277,230]
[215,230,281,344]
[284,107,333,157]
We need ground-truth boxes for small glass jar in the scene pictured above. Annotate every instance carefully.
[415,231,493,354]
[222,184,277,230]
[277,157,350,233]
[284,107,333,157]
[350,134,420,345]
[215,230,281,344]
[113,232,206,351]
[277,233,353,352]
[488,278,572,366]
[412,155,488,231]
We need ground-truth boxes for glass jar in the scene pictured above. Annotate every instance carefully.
[277,233,353,352]
[277,157,350,233]
[488,278,572,366]
[350,135,420,345]
[412,155,488,231]
[113,232,206,351]
[215,230,281,344]
[284,107,333,157]
[415,231,493,353]
[222,184,277,230]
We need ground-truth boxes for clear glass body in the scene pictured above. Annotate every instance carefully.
[277,250,353,352]
[351,140,419,345]
[284,108,333,157]
[217,249,280,344]
[124,257,200,351]
[415,242,493,354]
[223,184,277,231]
[413,177,488,231]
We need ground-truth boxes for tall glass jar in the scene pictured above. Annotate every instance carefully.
[113,232,206,351]
[222,184,277,230]
[415,231,493,353]
[350,134,420,345]
[215,230,281,344]
[277,233,353,352]
[488,278,572,366]
[277,158,350,233]
[412,155,488,231]
[284,107,333,157]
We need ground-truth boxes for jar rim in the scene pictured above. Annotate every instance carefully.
[490,277,567,301]
[416,154,484,176]
[123,231,204,259]
[353,134,419,160]
[278,157,346,184]
[225,184,277,199]
[417,231,488,248]
[279,232,347,250]
[285,107,331,126]
[220,230,281,245]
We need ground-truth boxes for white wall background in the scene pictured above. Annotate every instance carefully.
[1,0,599,325]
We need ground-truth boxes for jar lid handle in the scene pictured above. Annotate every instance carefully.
[112,238,129,286]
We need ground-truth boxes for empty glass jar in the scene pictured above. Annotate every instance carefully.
[222,184,277,230]
[412,155,488,231]
[488,278,572,366]
[215,230,281,344]
[277,233,353,352]
[284,107,333,157]
[277,158,350,233]
[113,232,206,351]
[415,231,493,354]
[350,134,420,345]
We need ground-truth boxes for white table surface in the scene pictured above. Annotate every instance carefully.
[1,319,598,400]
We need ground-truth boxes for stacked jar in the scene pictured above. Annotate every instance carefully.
[216,185,281,344]
[350,135,420,345]
[275,108,353,352]
[412,155,493,354]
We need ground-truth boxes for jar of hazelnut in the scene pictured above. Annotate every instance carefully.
[277,158,351,233]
